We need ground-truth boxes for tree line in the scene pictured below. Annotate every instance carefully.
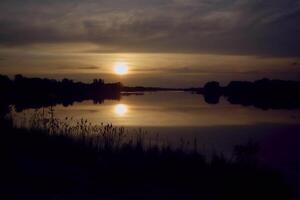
[199,78,300,109]
[0,74,122,112]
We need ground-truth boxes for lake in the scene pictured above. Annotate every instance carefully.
[12,91,300,195]
[12,91,300,151]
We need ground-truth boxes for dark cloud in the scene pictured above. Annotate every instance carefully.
[131,66,284,74]
[0,0,299,57]
[55,66,100,70]
[0,20,67,45]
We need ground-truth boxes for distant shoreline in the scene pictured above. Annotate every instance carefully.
[2,74,300,110]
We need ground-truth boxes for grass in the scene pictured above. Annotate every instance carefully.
[0,110,293,200]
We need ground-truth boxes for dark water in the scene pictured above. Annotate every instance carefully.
[13,91,300,196]
[13,91,300,154]
[13,91,300,125]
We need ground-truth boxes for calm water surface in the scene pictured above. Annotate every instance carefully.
[13,91,300,158]
[15,91,300,126]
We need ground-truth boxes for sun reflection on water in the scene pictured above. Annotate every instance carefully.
[114,104,128,116]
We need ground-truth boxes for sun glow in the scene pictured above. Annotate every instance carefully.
[114,104,128,116]
[113,62,128,75]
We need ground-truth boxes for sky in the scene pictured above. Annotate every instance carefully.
[0,0,300,87]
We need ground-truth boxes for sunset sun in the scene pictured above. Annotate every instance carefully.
[113,62,128,75]
[114,104,128,116]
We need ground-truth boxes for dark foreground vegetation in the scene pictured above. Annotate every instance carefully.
[0,109,293,200]
[190,78,300,109]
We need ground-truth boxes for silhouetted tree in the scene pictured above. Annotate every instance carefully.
[0,74,122,111]
[203,81,222,104]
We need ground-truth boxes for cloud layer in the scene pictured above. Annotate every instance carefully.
[0,0,300,57]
